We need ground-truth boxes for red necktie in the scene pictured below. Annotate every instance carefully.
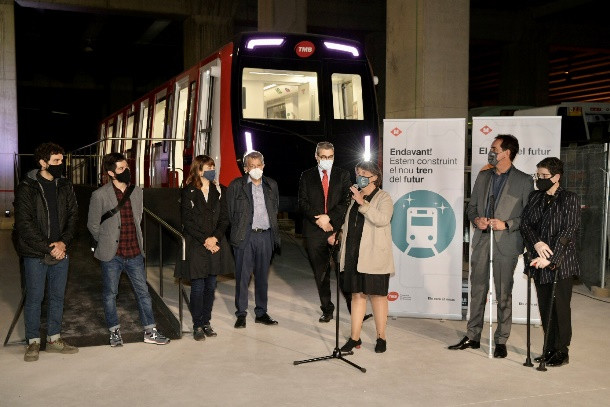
[322,170,329,214]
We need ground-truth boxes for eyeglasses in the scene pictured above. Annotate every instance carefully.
[534,173,553,180]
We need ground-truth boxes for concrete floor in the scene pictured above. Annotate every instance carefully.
[1,225,610,407]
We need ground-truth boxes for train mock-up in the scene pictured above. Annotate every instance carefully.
[94,32,380,212]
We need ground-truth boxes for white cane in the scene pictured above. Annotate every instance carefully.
[488,195,496,359]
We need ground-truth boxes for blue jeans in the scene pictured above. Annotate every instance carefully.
[23,256,70,343]
[190,275,217,328]
[101,255,155,330]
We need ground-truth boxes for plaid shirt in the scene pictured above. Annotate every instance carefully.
[113,184,141,258]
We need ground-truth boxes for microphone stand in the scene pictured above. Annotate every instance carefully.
[294,188,366,373]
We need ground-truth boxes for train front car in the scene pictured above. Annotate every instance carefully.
[231,32,380,212]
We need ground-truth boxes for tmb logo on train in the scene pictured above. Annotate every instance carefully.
[387,292,399,301]
[295,41,315,58]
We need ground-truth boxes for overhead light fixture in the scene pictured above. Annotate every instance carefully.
[324,41,359,57]
[246,38,285,49]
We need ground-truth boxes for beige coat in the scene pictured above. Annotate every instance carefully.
[339,188,395,275]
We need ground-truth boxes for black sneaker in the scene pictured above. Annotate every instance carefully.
[203,324,217,337]
[193,327,206,341]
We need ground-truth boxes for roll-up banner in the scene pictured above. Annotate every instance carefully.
[384,119,465,319]
[470,116,561,324]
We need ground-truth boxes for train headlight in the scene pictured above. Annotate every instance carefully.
[363,135,371,161]
[245,131,254,153]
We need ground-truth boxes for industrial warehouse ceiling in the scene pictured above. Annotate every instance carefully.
[13,0,610,151]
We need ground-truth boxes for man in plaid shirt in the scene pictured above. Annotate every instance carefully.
[87,153,169,347]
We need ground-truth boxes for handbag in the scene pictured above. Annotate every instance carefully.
[90,185,136,251]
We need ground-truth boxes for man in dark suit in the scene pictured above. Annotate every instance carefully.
[448,134,533,358]
[227,150,280,328]
[298,142,354,323]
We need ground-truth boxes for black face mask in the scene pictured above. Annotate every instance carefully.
[46,163,64,179]
[536,178,554,192]
[114,168,131,184]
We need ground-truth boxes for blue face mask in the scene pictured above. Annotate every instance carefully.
[356,175,371,188]
[202,170,216,182]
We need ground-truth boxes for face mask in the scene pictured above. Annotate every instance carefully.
[114,168,131,184]
[202,170,216,182]
[249,168,263,180]
[487,151,499,166]
[536,177,555,192]
[46,163,64,179]
[318,159,333,172]
[356,175,371,188]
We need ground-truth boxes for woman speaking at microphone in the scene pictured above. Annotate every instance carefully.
[329,161,394,353]
[521,157,580,367]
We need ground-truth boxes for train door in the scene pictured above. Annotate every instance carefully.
[105,118,114,156]
[182,80,198,183]
[195,61,221,170]
[150,89,169,187]
[115,113,124,152]
[124,108,137,184]
[138,100,150,187]
[171,76,190,187]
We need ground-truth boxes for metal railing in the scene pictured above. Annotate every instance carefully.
[143,206,187,337]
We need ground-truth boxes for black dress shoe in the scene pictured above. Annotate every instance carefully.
[363,313,373,322]
[319,313,333,323]
[534,350,555,363]
[448,336,480,350]
[234,316,246,329]
[340,338,362,352]
[547,351,569,367]
[493,344,507,358]
[375,338,387,353]
[255,313,278,325]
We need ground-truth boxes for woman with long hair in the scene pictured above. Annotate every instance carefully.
[179,155,232,341]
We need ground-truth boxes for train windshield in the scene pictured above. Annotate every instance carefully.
[242,68,319,121]
[331,73,364,120]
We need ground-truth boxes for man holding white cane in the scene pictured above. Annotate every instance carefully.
[448,134,533,358]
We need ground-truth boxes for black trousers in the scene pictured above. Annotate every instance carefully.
[305,235,351,314]
[535,276,573,353]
